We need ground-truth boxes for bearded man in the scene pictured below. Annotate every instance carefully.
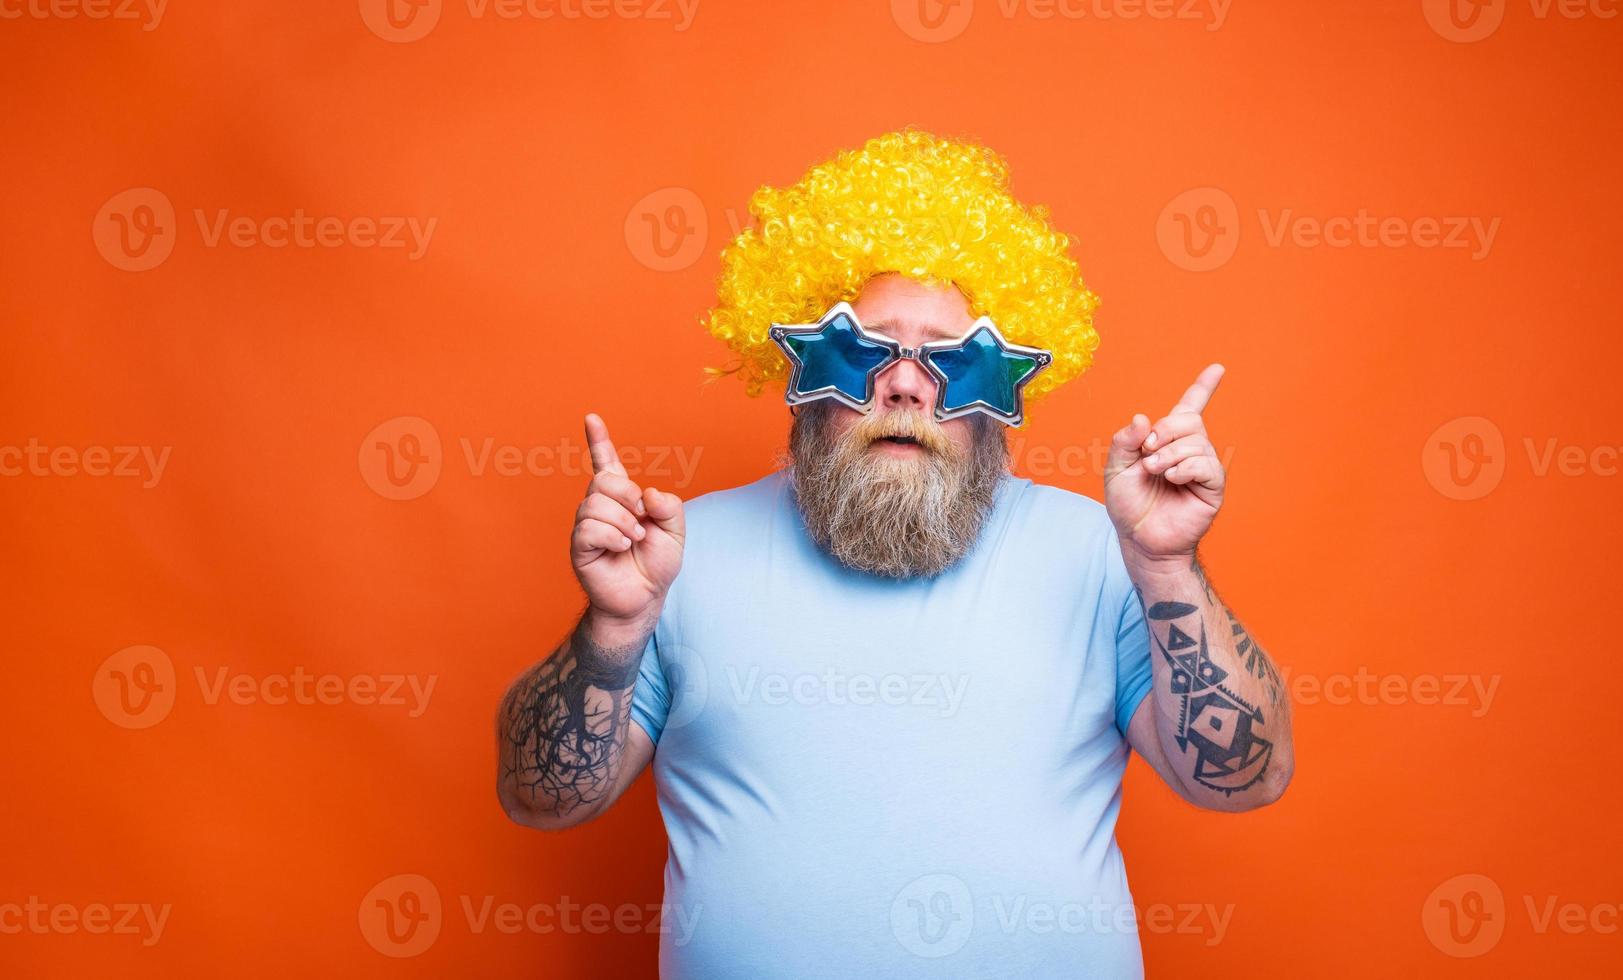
[497,131,1293,978]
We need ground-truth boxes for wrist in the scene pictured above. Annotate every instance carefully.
[582,603,660,654]
[1120,543,1199,592]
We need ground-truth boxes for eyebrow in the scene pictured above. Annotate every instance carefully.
[864,318,963,343]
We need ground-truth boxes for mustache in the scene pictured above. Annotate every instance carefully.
[845,409,957,456]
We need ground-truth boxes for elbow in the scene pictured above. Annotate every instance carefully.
[1226,753,1294,812]
[1182,753,1293,813]
[1248,756,1294,809]
[497,784,600,832]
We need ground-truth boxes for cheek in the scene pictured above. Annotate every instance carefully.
[827,405,864,440]
[942,419,975,454]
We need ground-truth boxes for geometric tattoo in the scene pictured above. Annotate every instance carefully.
[1146,600,1274,796]
[499,621,642,817]
[1229,609,1284,708]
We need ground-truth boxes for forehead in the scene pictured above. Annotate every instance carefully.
[849,274,974,343]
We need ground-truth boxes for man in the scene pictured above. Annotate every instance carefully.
[497,131,1292,978]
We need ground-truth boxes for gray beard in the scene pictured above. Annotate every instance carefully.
[787,401,1009,579]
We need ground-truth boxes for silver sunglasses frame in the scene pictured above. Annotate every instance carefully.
[768,301,1053,427]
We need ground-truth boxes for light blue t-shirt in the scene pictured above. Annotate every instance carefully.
[631,470,1154,979]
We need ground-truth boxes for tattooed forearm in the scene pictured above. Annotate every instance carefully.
[1229,609,1283,707]
[1137,561,1289,801]
[500,619,645,818]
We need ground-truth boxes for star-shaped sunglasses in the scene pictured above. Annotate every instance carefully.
[768,302,1053,427]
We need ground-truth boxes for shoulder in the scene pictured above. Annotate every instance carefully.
[1000,476,1113,534]
[661,471,791,614]
[682,470,790,524]
[991,475,1132,593]
[676,470,794,557]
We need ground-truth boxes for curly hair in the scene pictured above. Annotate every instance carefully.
[702,129,1099,411]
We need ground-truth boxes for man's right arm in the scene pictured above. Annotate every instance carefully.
[497,612,657,830]
[496,413,684,831]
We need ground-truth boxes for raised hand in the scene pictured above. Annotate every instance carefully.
[571,414,685,631]
[1104,364,1227,568]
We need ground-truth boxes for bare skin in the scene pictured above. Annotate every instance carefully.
[496,274,1291,830]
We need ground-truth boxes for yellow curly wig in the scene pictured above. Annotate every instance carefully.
[703,129,1099,411]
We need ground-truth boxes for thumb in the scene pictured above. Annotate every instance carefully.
[1105,414,1152,480]
[642,487,686,540]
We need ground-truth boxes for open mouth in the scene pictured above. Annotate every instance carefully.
[877,434,920,446]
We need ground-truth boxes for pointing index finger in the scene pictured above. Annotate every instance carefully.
[1171,363,1226,416]
[584,413,626,476]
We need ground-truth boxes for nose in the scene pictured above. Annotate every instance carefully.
[874,356,938,413]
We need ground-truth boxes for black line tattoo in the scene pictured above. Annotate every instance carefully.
[1229,609,1284,708]
[1191,560,1282,706]
[1145,596,1275,796]
[500,620,644,816]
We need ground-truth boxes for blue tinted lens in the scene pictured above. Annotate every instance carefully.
[784,312,895,405]
[926,326,1046,417]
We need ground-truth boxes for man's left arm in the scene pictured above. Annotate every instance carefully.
[1104,363,1294,812]
[1124,557,1292,811]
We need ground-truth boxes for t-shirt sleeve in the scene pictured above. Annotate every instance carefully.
[629,631,670,744]
[1114,588,1154,736]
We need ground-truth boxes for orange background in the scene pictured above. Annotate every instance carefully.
[4,0,1621,975]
